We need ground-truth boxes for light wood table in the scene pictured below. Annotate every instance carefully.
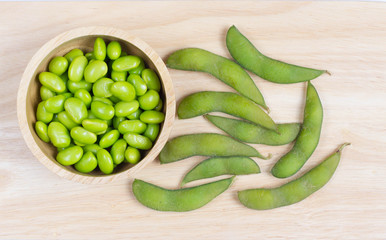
[1,1,385,239]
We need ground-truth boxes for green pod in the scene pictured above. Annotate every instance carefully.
[64,97,88,124]
[90,101,115,120]
[36,101,53,124]
[129,58,145,75]
[178,91,277,132]
[132,177,234,212]
[70,126,97,145]
[271,82,323,178]
[181,157,260,186]
[67,80,92,93]
[118,120,147,134]
[68,56,88,82]
[84,60,108,83]
[141,69,161,92]
[114,100,139,117]
[39,72,66,93]
[56,146,83,166]
[111,70,127,82]
[74,151,98,173]
[154,99,163,112]
[112,55,141,72]
[82,119,108,134]
[167,48,267,109]
[111,139,127,165]
[92,78,114,98]
[107,41,122,60]
[127,74,147,96]
[113,116,126,129]
[99,129,120,148]
[35,121,50,142]
[226,26,327,84]
[40,86,56,101]
[44,94,66,113]
[205,115,301,146]
[239,143,349,210]
[138,90,160,110]
[48,56,68,76]
[57,111,79,130]
[110,81,136,102]
[47,122,71,148]
[97,149,114,174]
[64,49,83,63]
[143,124,160,142]
[124,147,141,164]
[94,37,106,61]
[92,96,113,105]
[83,144,102,155]
[140,110,165,124]
[123,133,152,150]
[127,108,142,120]
[74,89,92,108]
[160,133,266,164]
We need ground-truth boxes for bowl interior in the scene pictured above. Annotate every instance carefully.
[24,31,173,181]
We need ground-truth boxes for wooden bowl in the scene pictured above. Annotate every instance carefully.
[17,27,175,184]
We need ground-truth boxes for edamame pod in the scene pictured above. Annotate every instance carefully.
[141,69,161,92]
[68,56,88,82]
[132,177,234,212]
[178,91,277,132]
[64,97,88,124]
[112,56,141,72]
[181,157,260,186]
[107,41,121,60]
[94,37,106,61]
[159,133,267,164]
[84,60,108,83]
[226,26,327,84]
[35,121,50,142]
[70,126,97,145]
[47,122,71,148]
[123,133,152,150]
[56,146,83,166]
[48,56,68,76]
[205,115,300,146]
[39,72,66,93]
[74,151,98,173]
[271,82,323,178]
[238,143,349,210]
[167,48,267,109]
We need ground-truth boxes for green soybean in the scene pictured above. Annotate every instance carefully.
[90,101,115,120]
[56,146,83,166]
[205,115,300,146]
[111,70,127,82]
[178,91,277,132]
[35,121,50,142]
[181,157,260,186]
[68,56,88,82]
[99,129,120,148]
[36,101,53,124]
[57,111,78,130]
[64,97,88,124]
[92,96,113,105]
[83,144,102,155]
[112,116,126,129]
[84,60,108,83]
[239,143,349,210]
[132,177,234,212]
[64,49,83,63]
[40,86,56,101]
[94,37,106,61]
[127,109,142,120]
[154,99,163,112]
[74,151,98,173]
[92,78,114,98]
[44,94,66,113]
[124,147,141,164]
[70,126,97,145]
[138,90,159,110]
[141,69,161,92]
[49,56,68,76]
[111,139,127,165]
[67,80,92,93]
[140,110,164,124]
[127,74,147,96]
[114,100,139,117]
[167,48,267,109]
[82,119,108,134]
[110,81,136,102]
[271,82,323,178]
[118,120,147,134]
[143,124,159,142]
[39,72,66,93]
[226,26,327,84]
[123,133,152,150]
[85,52,95,61]
[129,58,145,75]
[97,149,114,174]
[47,122,71,148]
[112,55,141,72]
[107,41,121,60]
[159,133,266,164]
[74,89,92,108]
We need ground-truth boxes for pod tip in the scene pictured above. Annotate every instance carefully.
[325,70,331,76]
[338,142,351,152]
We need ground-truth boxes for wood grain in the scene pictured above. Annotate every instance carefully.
[1,1,386,239]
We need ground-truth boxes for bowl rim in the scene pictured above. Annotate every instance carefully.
[17,26,175,184]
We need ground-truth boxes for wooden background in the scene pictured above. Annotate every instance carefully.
[1,1,385,239]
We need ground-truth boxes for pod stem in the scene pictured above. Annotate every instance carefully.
[338,142,351,153]
[325,70,331,76]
